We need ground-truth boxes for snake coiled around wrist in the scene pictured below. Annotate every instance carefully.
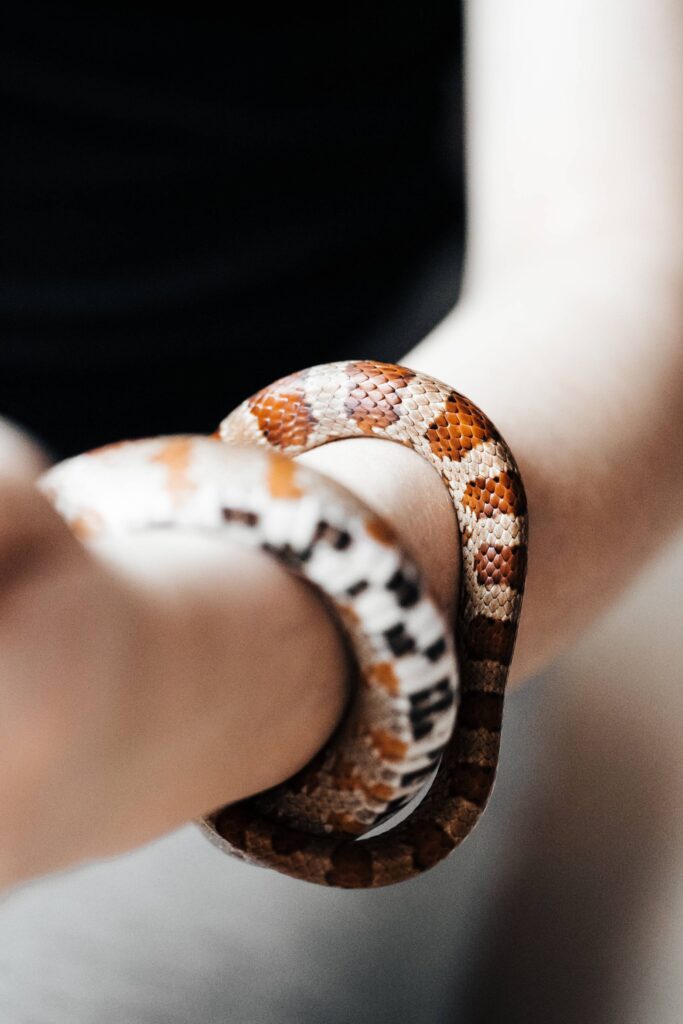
[208,360,527,887]
[42,360,527,889]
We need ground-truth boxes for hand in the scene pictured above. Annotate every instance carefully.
[0,437,457,889]
[0,463,351,888]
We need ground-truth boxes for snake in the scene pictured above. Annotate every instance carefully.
[40,360,527,889]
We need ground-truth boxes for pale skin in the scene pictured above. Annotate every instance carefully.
[0,0,681,888]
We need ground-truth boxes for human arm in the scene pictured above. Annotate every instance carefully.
[404,0,683,681]
[310,0,683,683]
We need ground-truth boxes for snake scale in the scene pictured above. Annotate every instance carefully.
[41,360,527,889]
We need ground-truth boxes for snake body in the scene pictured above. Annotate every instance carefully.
[209,360,528,886]
[41,360,527,889]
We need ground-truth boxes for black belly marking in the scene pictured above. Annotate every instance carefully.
[262,541,307,569]
[222,508,260,527]
[424,637,446,662]
[386,568,420,609]
[409,692,454,725]
[404,678,455,742]
[384,622,416,657]
[409,678,450,706]
[314,519,352,550]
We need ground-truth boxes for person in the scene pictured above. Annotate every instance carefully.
[0,0,681,905]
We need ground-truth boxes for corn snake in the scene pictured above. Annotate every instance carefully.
[41,360,527,889]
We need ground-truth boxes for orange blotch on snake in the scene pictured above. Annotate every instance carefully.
[365,515,397,546]
[369,729,408,761]
[266,453,303,500]
[366,661,400,694]
[151,438,196,499]
[248,378,316,449]
[461,470,526,519]
[426,392,492,461]
[343,361,415,434]
[346,360,416,387]
[331,757,395,805]
[473,542,528,590]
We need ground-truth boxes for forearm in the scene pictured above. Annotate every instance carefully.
[89,532,351,846]
[387,0,683,681]
[303,244,682,686]
[404,249,683,681]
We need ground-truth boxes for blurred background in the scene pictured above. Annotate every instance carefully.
[1,3,681,1021]
[0,4,464,460]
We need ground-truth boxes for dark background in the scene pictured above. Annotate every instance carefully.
[1,3,464,458]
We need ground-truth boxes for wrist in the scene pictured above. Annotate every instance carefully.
[92,530,350,835]
[89,422,463,851]
[298,437,460,619]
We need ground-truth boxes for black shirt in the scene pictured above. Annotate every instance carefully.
[1,3,464,458]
